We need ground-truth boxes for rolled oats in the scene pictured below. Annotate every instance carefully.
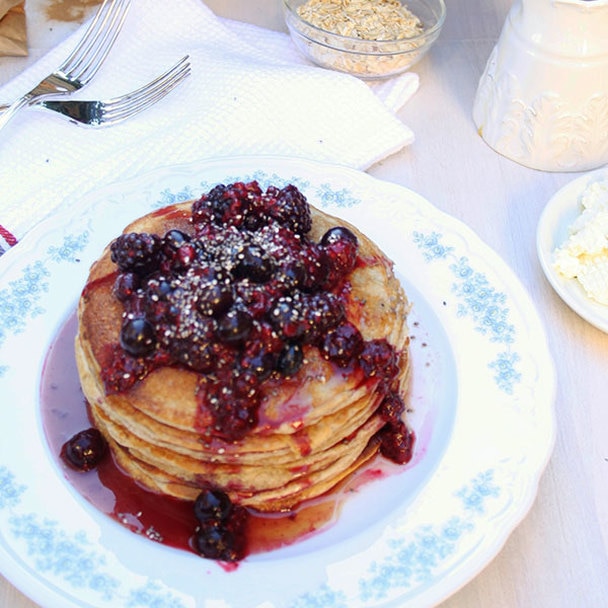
[296,0,424,41]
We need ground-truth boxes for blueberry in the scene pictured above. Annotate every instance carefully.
[120,317,156,356]
[61,428,107,472]
[194,488,233,522]
[113,272,139,302]
[277,343,303,377]
[163,229,190,249]
[233,244,273,283]
[216,309,253,345]
[197,282,233,317]
[193,522,236,561]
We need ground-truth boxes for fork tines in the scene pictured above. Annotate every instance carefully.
[103,56,192,123]
[60,0,132,84]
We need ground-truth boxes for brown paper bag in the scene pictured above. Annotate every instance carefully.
[0,0,27,57]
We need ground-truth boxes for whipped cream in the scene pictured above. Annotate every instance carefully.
[553,178,608,305]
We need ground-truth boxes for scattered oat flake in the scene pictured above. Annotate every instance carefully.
[297,0,424,40]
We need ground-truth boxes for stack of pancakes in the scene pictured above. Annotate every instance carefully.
[75,200,411,512]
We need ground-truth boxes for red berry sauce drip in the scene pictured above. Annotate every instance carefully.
[79,181,415,561]
[47,314,353,565]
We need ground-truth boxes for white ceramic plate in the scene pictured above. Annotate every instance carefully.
[0,156,555,608]
[537,168,608,333]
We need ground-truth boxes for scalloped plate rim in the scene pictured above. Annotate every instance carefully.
[0,155,556,608]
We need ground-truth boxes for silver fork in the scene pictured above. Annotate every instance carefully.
[0,0,131,133]
[3,56,192,127]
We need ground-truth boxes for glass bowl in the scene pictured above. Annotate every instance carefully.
[283,0,446,80]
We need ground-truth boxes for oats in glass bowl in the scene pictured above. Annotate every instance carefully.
[283,0,446,79]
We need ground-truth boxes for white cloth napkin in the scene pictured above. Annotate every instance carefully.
[0,0,418,254]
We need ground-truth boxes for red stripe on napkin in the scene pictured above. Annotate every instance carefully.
[0,224,18,249]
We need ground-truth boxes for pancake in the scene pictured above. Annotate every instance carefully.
[76,180,413,514]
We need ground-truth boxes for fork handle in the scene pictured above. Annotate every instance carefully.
[0,94,35,133]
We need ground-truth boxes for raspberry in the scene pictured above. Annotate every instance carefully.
[198,375,260,440]
[113,272,139,302]
[101,345,151,394]
[378,390,406,423]
[110,232,162,274]
[379,420,415,464]
[298,243,328,292]
[320,226,359,288]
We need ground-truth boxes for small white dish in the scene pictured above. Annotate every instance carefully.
[537,168,608,333]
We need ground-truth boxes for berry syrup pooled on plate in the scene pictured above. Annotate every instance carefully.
[61,180,414,563]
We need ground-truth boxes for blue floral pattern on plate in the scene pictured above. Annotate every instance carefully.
[0,157,555,608]
[414,231,521,394]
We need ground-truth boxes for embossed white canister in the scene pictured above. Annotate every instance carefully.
[473,0,608,172]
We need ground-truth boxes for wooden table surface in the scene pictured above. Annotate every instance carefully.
[1,1,607,606]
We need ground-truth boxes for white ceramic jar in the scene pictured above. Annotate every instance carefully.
[473,0,608,172]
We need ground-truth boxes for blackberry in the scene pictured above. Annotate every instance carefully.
[320,321,364,367]
[359,339,399,388]
[191,184,228,227]
[192,181,264,229]
[110,232,162,274]
[269,295,308,339]
[268,184,312,235]
[301,292,345,342]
